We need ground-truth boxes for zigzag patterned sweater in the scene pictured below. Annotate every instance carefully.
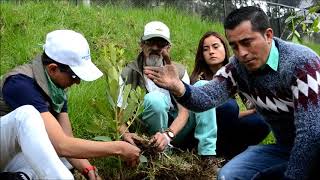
[178,37,320,179]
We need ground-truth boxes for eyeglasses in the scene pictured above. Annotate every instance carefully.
[143,38,170,48]
[59,66,79,80]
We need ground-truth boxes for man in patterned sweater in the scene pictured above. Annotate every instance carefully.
[144,6,320,180]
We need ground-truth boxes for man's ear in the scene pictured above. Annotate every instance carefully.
[265,28,273,44]
[46,63,59,75]
[166,45,171,52]
[139,41,145,49]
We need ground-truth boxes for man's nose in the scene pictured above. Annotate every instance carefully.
[238,46,248,58]
[151,44,161,50]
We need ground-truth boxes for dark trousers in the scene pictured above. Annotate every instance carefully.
[216,99,270,160]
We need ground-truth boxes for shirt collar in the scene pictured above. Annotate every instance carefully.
[262,40,279,71]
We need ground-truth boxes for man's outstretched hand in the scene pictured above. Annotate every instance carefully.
[144,64,185,97]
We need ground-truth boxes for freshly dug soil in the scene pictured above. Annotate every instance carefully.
[75,134,220,180]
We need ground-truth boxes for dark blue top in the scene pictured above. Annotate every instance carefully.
[2,74,67,117]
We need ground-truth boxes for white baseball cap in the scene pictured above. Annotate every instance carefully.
[43,30,103,81]
[141,21,171,44]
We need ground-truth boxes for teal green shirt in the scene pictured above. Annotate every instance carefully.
[261,40,279,71]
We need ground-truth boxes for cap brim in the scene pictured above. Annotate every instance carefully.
[69,60,103,81]
[141,34,171,44]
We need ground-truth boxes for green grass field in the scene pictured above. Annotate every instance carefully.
[0,1,223,138]
[1,1,319,179]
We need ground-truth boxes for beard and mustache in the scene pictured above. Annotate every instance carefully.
[145,53,164,67]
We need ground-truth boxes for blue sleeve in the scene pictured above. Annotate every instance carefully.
[62,99,67,112]
[3,74,50,113]
[175,81,191,101]
[175,63,238,112]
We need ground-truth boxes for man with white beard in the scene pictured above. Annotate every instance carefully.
[118,21,220,172]
[118,21,189,148]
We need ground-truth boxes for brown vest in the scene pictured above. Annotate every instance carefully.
[0,55,51,117]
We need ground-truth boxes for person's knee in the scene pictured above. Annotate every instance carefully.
[43,170,74,180]
[218,165,236,180]
[218,162,250,180]
[24,166,74,180]
[15,105,39,118]
[217,99,239,116]
[55,170,74,180]
[144,92,168,113]
[14,105,42,127]
[242,114,270,141]
[63,171,74,180]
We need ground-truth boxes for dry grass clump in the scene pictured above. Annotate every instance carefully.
[75,135,219,179]
[127,135,217,180]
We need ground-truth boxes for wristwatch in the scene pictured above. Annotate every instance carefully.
[165,128,175,139]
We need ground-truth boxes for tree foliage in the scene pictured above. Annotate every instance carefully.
[284,3,320,43]
[87,44,145,141]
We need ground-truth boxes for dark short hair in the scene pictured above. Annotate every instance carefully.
[224,6,271,34]
[41,52,70,71]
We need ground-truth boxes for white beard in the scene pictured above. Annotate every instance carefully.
[145,54,163,67]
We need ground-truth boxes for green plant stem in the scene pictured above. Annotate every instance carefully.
[114,105,124,178]
[119,102,143,138]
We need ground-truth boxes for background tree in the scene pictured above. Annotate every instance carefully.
[283,3,320,43]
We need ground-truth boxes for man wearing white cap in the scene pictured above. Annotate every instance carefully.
[0,30,140,180]
[118,21,187,149]
[118,21,218,171]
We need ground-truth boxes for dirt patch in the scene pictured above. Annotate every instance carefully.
[127,135,218,180]
[75,135,221,180]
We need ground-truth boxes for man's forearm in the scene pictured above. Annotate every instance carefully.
[57,113,94,172]
[57,112,74,137]
[41,112,125,158]
[168,104,189,136]
[56,136,127,158]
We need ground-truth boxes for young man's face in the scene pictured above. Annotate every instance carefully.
[47,64,81,89]
[226,20,273,71]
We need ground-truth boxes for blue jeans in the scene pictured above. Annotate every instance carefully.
[218,144,291,180]
[216,99,270,159]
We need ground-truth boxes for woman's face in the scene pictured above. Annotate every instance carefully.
[202,35,226,67]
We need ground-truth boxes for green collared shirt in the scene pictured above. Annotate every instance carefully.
[260,40,279,71]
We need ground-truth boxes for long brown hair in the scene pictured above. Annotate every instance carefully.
[190,31,230,84]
